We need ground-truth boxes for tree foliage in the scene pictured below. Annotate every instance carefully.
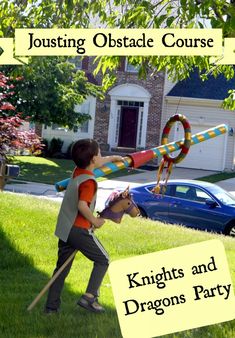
[4,57,103,128]
[0,0,234,111]
[0,0,91,36]
[89,0,235,110]
[0,1,102,127]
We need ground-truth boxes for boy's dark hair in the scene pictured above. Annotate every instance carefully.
[71,139,99,168]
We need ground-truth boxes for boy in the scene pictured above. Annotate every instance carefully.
[45,139,123,314]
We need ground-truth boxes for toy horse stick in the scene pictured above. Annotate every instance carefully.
[27,250,77,311]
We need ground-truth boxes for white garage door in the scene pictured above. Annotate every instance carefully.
[175,125,226,171]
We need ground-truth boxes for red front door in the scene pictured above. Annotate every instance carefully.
[118,107,139,148]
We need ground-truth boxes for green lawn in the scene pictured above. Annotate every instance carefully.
[11,156,141,185]
[197,171,235,183]
[0,193,234,338]
[11,156,235,186]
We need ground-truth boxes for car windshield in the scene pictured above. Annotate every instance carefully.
[208,186,235,206]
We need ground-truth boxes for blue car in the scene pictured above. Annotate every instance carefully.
[130,180,235,237]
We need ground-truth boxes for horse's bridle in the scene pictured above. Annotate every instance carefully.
[125,198,140,215]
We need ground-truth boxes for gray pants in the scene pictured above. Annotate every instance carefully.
[45,226,109,310]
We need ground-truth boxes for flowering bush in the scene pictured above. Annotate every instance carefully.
[0,72,42,159]
[0,114,42,158]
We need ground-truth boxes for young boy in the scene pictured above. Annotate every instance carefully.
[45,139,123,314]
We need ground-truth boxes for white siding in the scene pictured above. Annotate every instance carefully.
[161,97,235,171]
[42,96,96,152]
[175,124,226,170]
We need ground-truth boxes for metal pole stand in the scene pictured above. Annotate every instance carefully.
[0,158,6,191]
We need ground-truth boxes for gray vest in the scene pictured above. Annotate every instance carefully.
[55,174,97,242]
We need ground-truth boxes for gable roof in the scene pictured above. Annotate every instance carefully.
[167,70,235,100]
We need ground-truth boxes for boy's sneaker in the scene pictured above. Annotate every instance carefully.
[44,307,59,315]
[77,295,105,313]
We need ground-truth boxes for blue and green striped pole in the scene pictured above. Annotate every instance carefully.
[55,124,228,192]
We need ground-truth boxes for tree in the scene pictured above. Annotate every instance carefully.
[4,57,103,129]
[0,0,234,110]
[0,1,102,128]
[0,72,42,159]
[89,0,235,109]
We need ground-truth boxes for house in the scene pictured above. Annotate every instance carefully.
[162,70,235,171]
[41,58,234,172]
[42,57,165,155]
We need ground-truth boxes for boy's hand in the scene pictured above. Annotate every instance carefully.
[78,201,105,229]
[93,217,105,229]
[111,155,124,162]
[99,155,124,167]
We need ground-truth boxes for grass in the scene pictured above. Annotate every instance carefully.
[0,193,234,338]
[11,156,74,184]
[197,171,235,183]
[11,156,235,186]
[11,156,142,185]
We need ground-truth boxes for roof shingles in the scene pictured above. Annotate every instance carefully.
[167,71,235,100]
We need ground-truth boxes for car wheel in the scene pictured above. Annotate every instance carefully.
[138,207,147,218]
[227,224,235,237]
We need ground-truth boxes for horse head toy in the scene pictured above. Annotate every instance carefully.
[98,186,140,223]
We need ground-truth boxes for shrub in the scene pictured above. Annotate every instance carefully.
[40,138,49,157]
[48,138,64,158]
[66,141,74,159]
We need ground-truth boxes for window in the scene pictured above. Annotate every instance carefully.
[117,100,144,107]
[174,185,212,203]
[115,108,121,143]
[51,124,68,131]
[68,56,82,69]
[138,110,144,146]
[174,185,189,199]
[147,184,171,196]
[80,121,89,133]
[79,101,90,133]
[209,186,235,206]
[195,188,211,202]
[125,59,140,73]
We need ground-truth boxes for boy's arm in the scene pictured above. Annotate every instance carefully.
[78,200,105,228]
[99,155,124,166]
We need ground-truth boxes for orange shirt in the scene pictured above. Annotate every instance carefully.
[73,167,96,229]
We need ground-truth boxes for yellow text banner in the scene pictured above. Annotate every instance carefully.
[109,240,235,338]
[15,28,222,56]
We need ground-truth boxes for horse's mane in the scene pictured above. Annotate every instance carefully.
[105,190,131,208]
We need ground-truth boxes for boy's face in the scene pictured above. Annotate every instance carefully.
[92,149,102,168]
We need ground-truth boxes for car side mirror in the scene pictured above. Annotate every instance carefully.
[205,198,217,208]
